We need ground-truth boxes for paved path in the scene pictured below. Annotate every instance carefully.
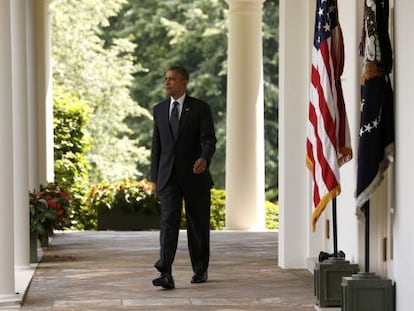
[14,231,315,310]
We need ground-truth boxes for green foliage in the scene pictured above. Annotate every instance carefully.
[263,0,279,202]
[86,179,160,229]
[83,184,277,231]
[265,200,279,230]
[50,1,279,229]
[183,188,278,230]
[53,88,92,229]
[210,188,226,230]
[53,89,90,190]
[102,0,228,181]
[29,183,74,237]
[178,188,225,230]
[29,193,55,238]
[50,0,151,184]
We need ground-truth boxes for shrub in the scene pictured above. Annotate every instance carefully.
[84,184,278,231]
[183,188,278,230]
[178,188,225,230]
[265,200,279,230]
[210,188,226,230]
[208,189,279,230]
[53,88,92,229]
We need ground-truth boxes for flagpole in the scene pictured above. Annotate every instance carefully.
[332,198,338,257]
[363,200,370,272]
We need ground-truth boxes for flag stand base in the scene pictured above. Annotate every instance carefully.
[314,258,359,307]
[341,272,395,311]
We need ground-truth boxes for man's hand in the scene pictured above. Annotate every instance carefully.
[151,182,158,195]
[193,158,207,174]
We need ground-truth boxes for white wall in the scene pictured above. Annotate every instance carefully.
[393,0,414,309]
[279,0,362,269]
[334,0,361,267]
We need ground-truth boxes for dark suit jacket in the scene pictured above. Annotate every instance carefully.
[151,95,216,192]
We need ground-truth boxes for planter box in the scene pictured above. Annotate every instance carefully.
[30,232,38,263]
[97,206,160,231]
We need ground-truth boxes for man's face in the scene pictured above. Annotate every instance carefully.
[164,70,188,99]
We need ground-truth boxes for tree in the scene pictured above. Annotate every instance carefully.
[102,0,279,199]
[263,0,279,201]
[51,0,279,201]
[50,0,151,183]
[102,0,228,185]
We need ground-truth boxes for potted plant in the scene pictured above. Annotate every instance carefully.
[29,183,74,247]
[88,179,161,230]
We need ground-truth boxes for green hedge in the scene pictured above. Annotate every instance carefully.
[53,89,93,229]
[208,189,279,230]
[85,182,278,231]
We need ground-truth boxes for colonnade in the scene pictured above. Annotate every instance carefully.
[4,0,414,309]
[0,0,266,303]
[0,0,52,303]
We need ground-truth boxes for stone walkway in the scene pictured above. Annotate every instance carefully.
[12,231,315,310]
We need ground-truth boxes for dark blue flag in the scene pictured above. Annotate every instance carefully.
[356,0,394,208]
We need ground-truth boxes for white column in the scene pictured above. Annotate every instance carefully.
[25,0,39,190]
[225,0,265,230]
[0,0,16,297]
[278,0,310,268]
[35,0,54,184]
[12,0,30,268]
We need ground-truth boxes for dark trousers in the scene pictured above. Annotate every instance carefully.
[154,173,211,274]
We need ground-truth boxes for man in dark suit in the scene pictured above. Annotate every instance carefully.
[150,66,216,289]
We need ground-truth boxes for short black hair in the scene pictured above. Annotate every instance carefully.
[167,65,189,81]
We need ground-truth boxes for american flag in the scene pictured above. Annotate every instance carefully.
[356,0,394,209]
[306,0,352,231]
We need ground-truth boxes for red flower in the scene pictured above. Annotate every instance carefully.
[60,191,70,200]
[47,200,60,209]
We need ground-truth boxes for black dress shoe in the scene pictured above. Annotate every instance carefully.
[152,272,175,289]
[191,271,208,283]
